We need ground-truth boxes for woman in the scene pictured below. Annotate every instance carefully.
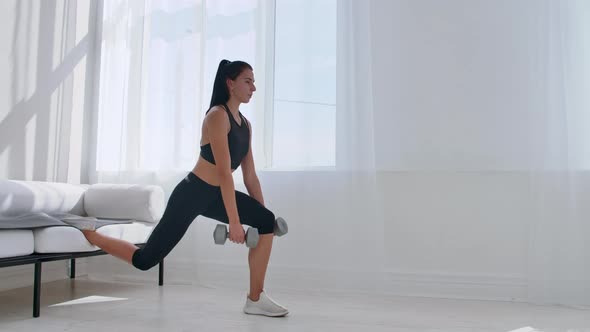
[81,59,288,317]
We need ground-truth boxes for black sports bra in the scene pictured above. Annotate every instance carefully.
[199,104,250,169]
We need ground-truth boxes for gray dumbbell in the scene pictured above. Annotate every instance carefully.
[274,217,288,237]
[213,224,259,248]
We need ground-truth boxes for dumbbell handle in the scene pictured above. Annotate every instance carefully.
[213,224,259,248]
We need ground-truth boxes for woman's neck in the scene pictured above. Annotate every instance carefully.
[225,99,240,116]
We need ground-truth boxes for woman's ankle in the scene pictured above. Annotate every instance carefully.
[248,290,263,301]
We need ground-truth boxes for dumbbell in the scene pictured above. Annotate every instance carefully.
[274,217,288,237]
[213,224,259,248]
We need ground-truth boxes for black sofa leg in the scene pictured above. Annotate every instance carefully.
[70,259,76,279]
[159,260,164,286]
[33,262,42,317]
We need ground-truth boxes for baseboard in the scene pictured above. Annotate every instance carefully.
[187,261,528,302]
[381,269,527,302]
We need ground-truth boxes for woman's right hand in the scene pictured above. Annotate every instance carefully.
[228,222,245,244]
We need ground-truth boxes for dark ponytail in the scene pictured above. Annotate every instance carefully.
[209,59,253,109]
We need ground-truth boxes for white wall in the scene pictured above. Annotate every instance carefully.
[0,0,99,291]
[372,0,542,171]
[0,0,98,183]
[369,0,535,299]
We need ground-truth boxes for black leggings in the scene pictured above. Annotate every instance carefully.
[132,172,275,271]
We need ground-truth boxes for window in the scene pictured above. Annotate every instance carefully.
[95,0,337,172]
[271,0,337,169]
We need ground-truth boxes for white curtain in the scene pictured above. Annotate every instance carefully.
[527,0,590,307]
[91,0,201,191]
[333,0,383,272]
[90,0,273,279]
[91,0,269,190]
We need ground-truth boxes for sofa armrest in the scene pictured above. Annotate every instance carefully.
[84,184,165,223]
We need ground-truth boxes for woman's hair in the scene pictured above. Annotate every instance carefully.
[209,59,253,109]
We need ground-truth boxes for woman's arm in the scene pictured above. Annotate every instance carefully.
[207,107,244,242]
[241,119,264,206]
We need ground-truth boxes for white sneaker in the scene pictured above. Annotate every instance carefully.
[243,291,289,317]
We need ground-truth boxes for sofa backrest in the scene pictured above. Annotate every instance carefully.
[84,184,165,223]
[0,180,87,217]
[0,180,165,223]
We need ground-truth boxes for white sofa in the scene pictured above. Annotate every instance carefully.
[0,180,166,317]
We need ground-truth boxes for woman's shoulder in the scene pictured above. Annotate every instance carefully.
[205,105,230,121]
[206,104,227,115]
[204,105,231,129]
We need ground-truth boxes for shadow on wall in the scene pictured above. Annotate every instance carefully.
[0,0,98,183]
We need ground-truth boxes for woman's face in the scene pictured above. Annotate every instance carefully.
[228,69,256,103]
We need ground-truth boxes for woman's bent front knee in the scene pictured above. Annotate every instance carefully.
[131,248,160,271]
[256,208,276,235]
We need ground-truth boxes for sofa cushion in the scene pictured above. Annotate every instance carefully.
[0,230,34,258]
[84,184,165,223]
[0,180,86,217]
[0,212,133,230]
[33,222,155,253]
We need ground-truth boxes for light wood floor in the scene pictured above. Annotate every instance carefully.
[1,278,589,332]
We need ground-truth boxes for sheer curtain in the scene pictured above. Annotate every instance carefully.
[90,0,269,189]
[527,0,590,307]
[91,0,202,190]
[90,0,273,280]
[334,0,383,271]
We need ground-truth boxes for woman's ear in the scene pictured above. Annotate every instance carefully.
[226,78,234,93]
